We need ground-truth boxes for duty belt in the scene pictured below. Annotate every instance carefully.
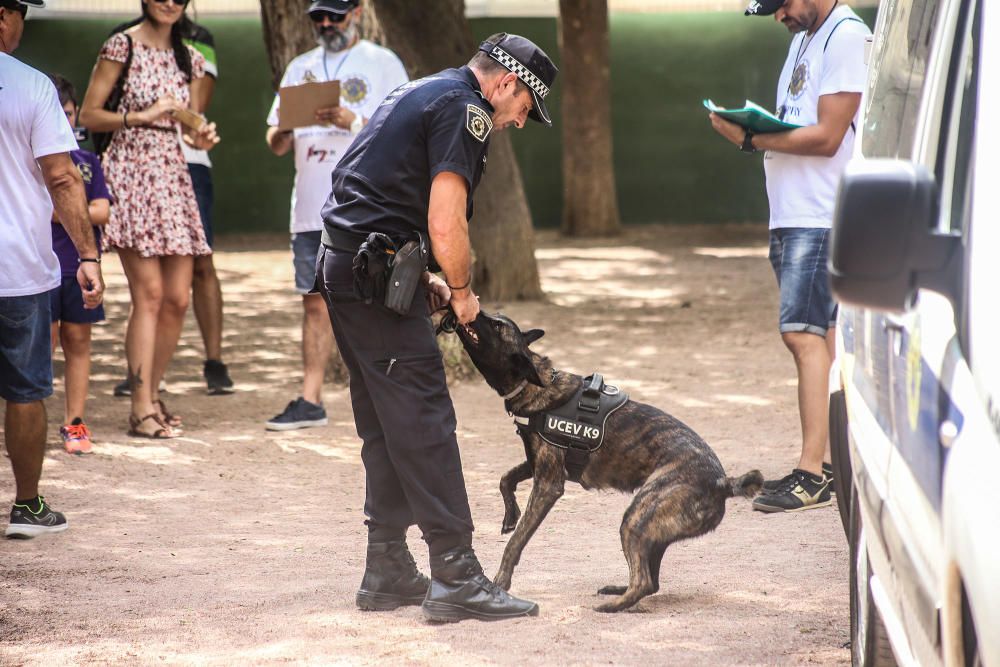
[321,225,370,252]
[514,373,629,482]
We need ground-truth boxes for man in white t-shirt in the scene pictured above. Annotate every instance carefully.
[0,0,105,538]
[263,0,407,431]
[709,0,870,512]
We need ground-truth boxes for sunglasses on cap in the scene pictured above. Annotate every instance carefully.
[151,0,190,6]
[309,10,348,23]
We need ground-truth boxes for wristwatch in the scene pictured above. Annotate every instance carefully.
[740,130,757,153]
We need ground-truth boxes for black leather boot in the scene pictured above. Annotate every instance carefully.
[356,539,430,611]
[421,546,539,622]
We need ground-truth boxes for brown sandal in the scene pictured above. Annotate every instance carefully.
[128,413,176,439]
[154,399,183,428]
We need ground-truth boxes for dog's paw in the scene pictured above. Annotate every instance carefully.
[596,585,627,596]
[501,508,521,533]
[594,600,646,614]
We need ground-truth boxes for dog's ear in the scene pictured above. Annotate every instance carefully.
[512,352,545,387]
[522,329,545,346]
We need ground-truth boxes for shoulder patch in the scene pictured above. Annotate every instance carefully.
[466,104,492,142]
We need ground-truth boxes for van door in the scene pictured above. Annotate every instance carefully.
[881,0,980,661]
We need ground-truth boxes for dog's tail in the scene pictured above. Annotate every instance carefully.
[724,470,764,498]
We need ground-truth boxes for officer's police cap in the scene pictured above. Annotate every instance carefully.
[744,0,785,16]
[478,33,558,127]
[306,0,357,15]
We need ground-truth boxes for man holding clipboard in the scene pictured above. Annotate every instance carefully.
[263,0,407,432]
[708,0,870,513]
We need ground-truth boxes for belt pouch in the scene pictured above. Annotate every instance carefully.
[352,233,395,304]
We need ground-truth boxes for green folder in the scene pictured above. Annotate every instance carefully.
[703,98,802,133]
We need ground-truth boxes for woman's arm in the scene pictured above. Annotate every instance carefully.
[78,58,127,132]
[80,50,179,131]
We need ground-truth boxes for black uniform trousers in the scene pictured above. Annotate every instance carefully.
[316,247,474,551]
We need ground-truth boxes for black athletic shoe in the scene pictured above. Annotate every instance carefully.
[356,539,430,611]
[422,547,539,622]
[265,397,327,431]
[753,469,832,513]
[762,462,834,493]
[204,360,235,395]
[5,497,68,539]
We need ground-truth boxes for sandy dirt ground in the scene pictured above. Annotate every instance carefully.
[0,224,850,666]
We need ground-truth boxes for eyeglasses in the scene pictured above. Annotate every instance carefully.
[151,0,190,6]
[309,10,347,24]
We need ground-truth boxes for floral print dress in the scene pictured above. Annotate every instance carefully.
[99,32,211,258]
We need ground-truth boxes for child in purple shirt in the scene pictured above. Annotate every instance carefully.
[49,74,112,455]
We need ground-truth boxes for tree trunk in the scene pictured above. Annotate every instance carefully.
[367,0,543,300]
[259,0,315,91]
[558,0,621,237]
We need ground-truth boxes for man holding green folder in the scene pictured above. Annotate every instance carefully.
[707,0,870,513]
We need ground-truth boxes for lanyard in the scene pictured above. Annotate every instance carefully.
[322,45,353,83]
[779,0,839,120]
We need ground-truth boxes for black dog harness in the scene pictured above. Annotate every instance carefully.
[513,373,629,481]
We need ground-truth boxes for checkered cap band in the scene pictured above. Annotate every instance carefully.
[489,46,550,99]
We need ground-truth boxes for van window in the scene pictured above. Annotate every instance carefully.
[938,0,979,234]
[862,0,941,158]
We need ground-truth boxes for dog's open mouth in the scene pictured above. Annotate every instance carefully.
[458,323,479,346]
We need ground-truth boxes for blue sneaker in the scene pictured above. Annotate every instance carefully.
[265,397,328,431]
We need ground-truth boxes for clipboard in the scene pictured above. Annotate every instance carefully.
[277,80,341,130]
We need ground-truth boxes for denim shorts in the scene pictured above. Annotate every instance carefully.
[50,276,106,325]
[0,292,53,403]
[189,163,215,248]
[768,228,837,336]
[291,230,323,294]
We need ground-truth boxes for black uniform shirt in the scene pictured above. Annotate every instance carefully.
[321,66,494,240]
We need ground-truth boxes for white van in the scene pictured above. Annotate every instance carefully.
[827,0,999,665]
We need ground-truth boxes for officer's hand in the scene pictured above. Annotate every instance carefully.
[450,288,480,324]
[424,272,450,313]
[709,112,745,147]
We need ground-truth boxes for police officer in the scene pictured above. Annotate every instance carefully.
[317,33,557,622]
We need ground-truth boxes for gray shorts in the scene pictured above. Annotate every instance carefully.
[291,230,323,295]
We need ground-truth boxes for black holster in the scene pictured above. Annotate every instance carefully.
[384,236,430,315]
[351,232,429,314]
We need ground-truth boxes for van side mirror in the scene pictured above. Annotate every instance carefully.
[829,160,960,313]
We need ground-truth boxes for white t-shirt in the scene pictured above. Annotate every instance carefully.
[267,40,408,233]
[763,5,871,230]
[0,53,79,297]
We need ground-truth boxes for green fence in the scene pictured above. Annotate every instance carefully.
[18,10,874,233]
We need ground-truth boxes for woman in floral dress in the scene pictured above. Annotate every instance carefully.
[80,0,218,438]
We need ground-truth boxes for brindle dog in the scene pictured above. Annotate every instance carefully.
[454,311,763,613]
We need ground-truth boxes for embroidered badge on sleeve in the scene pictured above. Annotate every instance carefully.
[466,104,493,142]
